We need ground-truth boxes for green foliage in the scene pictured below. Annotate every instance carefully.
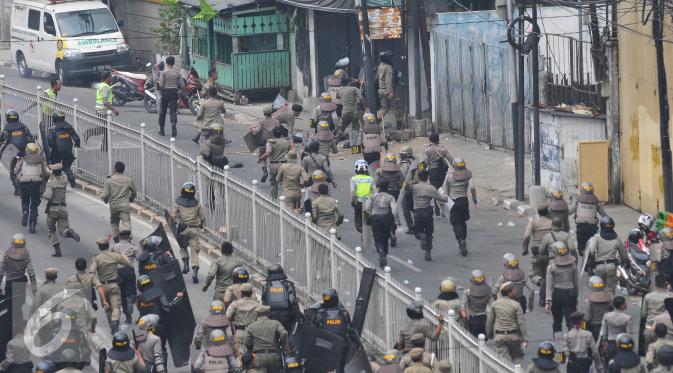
[151,1,183,55]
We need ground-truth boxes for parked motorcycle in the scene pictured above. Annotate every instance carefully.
[143,65,201,115]
[617,229,652,295]
[111,63,153,107]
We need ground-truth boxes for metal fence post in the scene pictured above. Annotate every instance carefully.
[196,155,204,201]
[478,334,486,373]
[139,123,146,197]
[514,365,522,373]
[383,266,392,349]
[0,75,5,128]
[354,246,362,292]
[106,110,113,175]
[72,98,79,171]
[448,309,456,369]
[278,196,286,267]
[223,165,230,241]
[36,86,42,128]
[329,228,337,288]
[304,212,312,296]
[252,180,258,258]
[169,138,176,203]
[414,287,423,304]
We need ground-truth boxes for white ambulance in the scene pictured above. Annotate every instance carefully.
[10,0,131,84]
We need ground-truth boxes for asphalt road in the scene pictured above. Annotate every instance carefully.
[0,66,644,365]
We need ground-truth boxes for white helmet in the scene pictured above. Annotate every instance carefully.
[638,213,654,231]
[354,159,368,174]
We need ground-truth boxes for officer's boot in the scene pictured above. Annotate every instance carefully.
[65,229,81,242]
[390,232,397,248]
[158,124,165,136]
[181,258,190,274]
[110,320,119,334]
[51,244,62,257]
[29,214,37,233]
[260,166,269,183]
[113,236,120,243]
[21,210,28,227]
[459,239,468,257]
[419,233,427,252]
[192,266,199,284]
[406,225,415,235]
[171,124,178,138]
[425,241,432,262]
[192,133,201,144]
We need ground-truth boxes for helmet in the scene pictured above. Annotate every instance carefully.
[307,140,320,153]
[320,92,333,103]
[136,275,153,292]
[580,181,594,193]
[549,188,563,200]
[140,236,162,252]
[638,213,655,231]
[354,159,368,174]
[503,253,519,269]
[657,345,673,366]
[382,350,401,364]
[554,241,570,256]
[209,300,225,315]
[5,109,19,123]
[321,289,339,308]
[35,361,56,373]
[384,153,397,163]
[263,105,273,115]
[267,264,285,276]
[333,69,345,78]
[210,123,223,134]
[406,301,423,319]
[599,216,615,231]
[209,329,227,346]
[628,228,644,244]
[660,227,673,242]
[616,333,635,351]
[51,112,65,123]
[232,267,249,284]
[312,170,326,183]
[400,146,414,159]
[363,112,376,124]
[452,157,466,170]
[470,269,486,285]
[439,279,456,293]
[335,57,350,69]
[112,332,131,351]
[537,342,555,359]
[11,233,26,248]
[26,143,39,154]
[138,314,159,330]
[318,120,330,131]
[589,276,605,289]
[181,182,196,197]
[285,355,303,371]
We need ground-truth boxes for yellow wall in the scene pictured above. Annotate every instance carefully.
[619,5,673,213]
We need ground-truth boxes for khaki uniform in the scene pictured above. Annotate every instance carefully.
[194,314,235,351]
[548,198,570,232]
[193,345,238,372]
[136,330,165,373]
[486,298,528,365]
[57,291,97,336]
[44,174,77,246]
[566,326,602,372]
[101,173,137,236]
[600,309,633,366]
[65,270,96,304]
[195,98,226,138]
[0,332,30,371]
[654,312,673,340]
[276,162,308,210]
[432,298,463,318]
[225,297,259,354]
[302,153,333,179]
[171,198,206,267]
[541,229,578,259]
[402,363,432,373]
[244,316,288,373]
[204,254,243,300]
[337,85,364,133]
[223,283,258,306]
[648,338,673,369]
[90,250,131,324]
[31,280,63,313]
[642,289,673,347]
[104,356,144,373]
[521,216,553,279]
[586,234,627,293]
[265,138,291,200]
[376,62,401,121]
[397,320,438,353]
[584,289,612,340]
[272,108,296,137]
[399,351,436,371]
[312,195,344,232]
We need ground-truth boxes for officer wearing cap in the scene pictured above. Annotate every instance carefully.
[276,150,309,210]
[361,112,385,165]
[378,349,403,373]
[32,268,63,345]
[171,181,205,282]
[547,188,570,232]
[192,329,238,373]
[442,157,477,256]
[223,267,257,307]
[569,181,607,255]
[262,264,300,332]
[526,342,560,373]
[110,230,137,324]
[104,332,145,373]
[432,278,463,319]
[309,93,339,157]
[651,227,673,284]
[225,283,259,355]
[647,324,673,370]
[461,269,493,338]
[566,311,602,373]
[607,333,647,372]
[403,348,432,373]
[397,301,443,353]
[1,109,34,195]
[199,123,229,169]
[599,296,633,368]
[544,241,579,336]
[584,275,612,340]
[642,275,673,351]
[0,321,31,373]
[193,84,226,145]
[101,161,137,240]
[90,236,132,333]
[44,163,80,257]
[244,304,290,373]
[47,111,80,187]
[399,333,437,371]
[493,253,530,312]
[486,282,528,365]
[194,301,234,351]
[585,216,627,294]
[15,142,48,233]
[251,105,280,183]
[261,127,291,200]
[203,241,243,300]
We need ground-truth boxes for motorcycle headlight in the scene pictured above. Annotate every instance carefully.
[63,49,81,58]
[116,42,129,53]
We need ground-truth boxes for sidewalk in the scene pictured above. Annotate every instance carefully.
[0,48,11,67]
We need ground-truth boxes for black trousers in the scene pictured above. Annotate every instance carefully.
[371,213,394,257]
[9,157,19,192]
[270,309,297,334]
[567,355,592,373]
[117,267,136,321]
[158,89,178,129]
[450,197,470,240]
[428,167,448,190]
[402,191,414,229]
[468,315,487,340]
[364,151,380,166]
[414,207,434,251]
[576,223,598,256]
[354,201,364,233]
[551,288,577,333]
[20,181,42,225]
[51,153,75,185]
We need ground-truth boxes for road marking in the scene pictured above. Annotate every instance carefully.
[388,255,422,272]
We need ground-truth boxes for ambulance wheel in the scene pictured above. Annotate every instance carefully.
[56,61,68,86]
[17,53,32,78]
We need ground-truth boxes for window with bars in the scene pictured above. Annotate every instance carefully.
[214,33,233,64]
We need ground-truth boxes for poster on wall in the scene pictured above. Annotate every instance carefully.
[358,7,402,40]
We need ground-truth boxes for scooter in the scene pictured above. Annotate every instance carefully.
[111,63,153,107]
[617,231,651,295]
[143,66,201,115]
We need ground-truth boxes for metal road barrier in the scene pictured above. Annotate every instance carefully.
[0,76,523,373]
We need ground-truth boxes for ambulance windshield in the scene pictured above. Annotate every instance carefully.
[56,8,118,37]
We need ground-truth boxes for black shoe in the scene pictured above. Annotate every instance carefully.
[260,167,269,183]
[379,256,387,268]
[424,250,432,261]
[420,239,427,252]
[390,236,397,248]
[69,180,77,188]
[14,188,20,196]
[21,212,28,227]
[68,230,80,242]
[459,239,468,256]
[182,258,190,274]
[110,320,120,334]
[192,135,200,144]
[406,227,415,235]
[29,223,36,233]
[192,267,199,284]
[158,129,165,136]
[125,315,132,325]
[171,125,177,137]
[434,206,440,217]
[52,244,62,257]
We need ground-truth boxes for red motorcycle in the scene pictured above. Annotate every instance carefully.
[111,63,153,106]
[143,65,202,115]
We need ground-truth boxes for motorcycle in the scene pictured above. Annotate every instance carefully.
[111,63,153,107]
[617,236,651,295]
[143,65,201,116]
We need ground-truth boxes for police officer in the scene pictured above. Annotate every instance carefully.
[302,140,335,187]
[362,112,385,166]
[521,205,553,284]
[104,332,145,373]
[566,312,602,373]
[194,301,234,351]
[540,217,578,260]
[223,267,257,307]
[569,181,607,255]
[376,153,405,200]
[399,335,437,371]
[65,257,96,309]
[0,233,37,327]
[486,282,529,365]
[110,230,137,325]
[403,348,432,373]
[432,278,463,318]
[443,157,478,256]
[251,106,279,183]
[41,79,61,131]
[31,268,63,315]
[653,344,673,373]
[642,275,673,350]
[156,56,182,137]
[351,160,375,233]
[654,298,673,340]
[276,151,308,210]
[305,289,355,342]
[337,80,366,145]
[193,85,226,144]
[526,342,560,373]
[548,188,570,232]
[192,329,238,373]
[225,283,259,354]
[305,170,328,214]
[0,322,31,373]
[135,275,184,360]
[95,71,119,117]
[327,69,344,116]
[101,161,137,239]
[312,183,344,233]
[15,142,48,233]
[309,93,339,156]
[365,179,400,267]
[137,236,173,277]
[0,110,34,195]
[652,227,673,284]
[171,181,205,282]
[378,350,403,373]
[647,324,673,370]
[424,133,453,202]
[57,285,99,354]
[493,253,529,312]
[244,305,289,373]
[399,146,417,234]
[376,50,402,129]
[397,302,443,353]
[600,296,634,368]
[585,216,627,294]
[43,163,80,257]
[584,275,612,341]
[134,314,166,373]
[199,123,228,168]
[90,236,132,333]
[544,241,578,337]
[262,264,299,332]
[272,104,303,140]
[49,311,91,371]
[202,241,243,300]
[409,170,448,261]
[47,112,80,187]
[607,333,647,372]
[261,127,291,200]
[460,269,492,338]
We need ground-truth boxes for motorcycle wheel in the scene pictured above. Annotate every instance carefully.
[188,95,199,116]
[625,281,640,296]
[113,94,127,107]
[144,95,157,113]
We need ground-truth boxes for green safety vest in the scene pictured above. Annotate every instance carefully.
[42,88,57,114]
[352,174,373,200]
[95,82,113,112]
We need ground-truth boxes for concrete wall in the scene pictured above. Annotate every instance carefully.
[114,0,163,66]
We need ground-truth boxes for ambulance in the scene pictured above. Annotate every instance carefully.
[10,0,132,84]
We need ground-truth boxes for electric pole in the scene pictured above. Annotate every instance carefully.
[360,0,378,115]
[532,1,541,186]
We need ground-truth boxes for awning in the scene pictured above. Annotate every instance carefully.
[275,0,356,13]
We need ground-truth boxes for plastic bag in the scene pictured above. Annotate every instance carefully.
[272,94,288,111]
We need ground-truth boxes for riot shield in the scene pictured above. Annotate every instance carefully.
[344,343,373,373]
[0,297,11,362]
[295,324,346,373]
[39,120,52,163]
[0,143,20,171]
[163,210,188,250]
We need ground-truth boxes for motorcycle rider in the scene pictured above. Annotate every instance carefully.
[461,269,493,339]
[569,181,607,255]
[584,276,612,341]
[47,112,80,187]
[638,213,659,244]
[0,109,34,195]
[15,142,48,233]
[585,216,627,294]
[547,188,570,232]
[493,253,530,313]
[261,264,300,332]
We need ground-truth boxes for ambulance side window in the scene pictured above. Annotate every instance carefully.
[43,13,55,36]
[27,9,40,31]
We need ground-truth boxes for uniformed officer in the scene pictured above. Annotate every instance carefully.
[302,140,335,187]
[96,71,119,117]
[584,275,612,341]
[57,283,99,354]
[50,313,92,372]
[337,80,366,145]
[376,50,402,129]
[569,181,607,255]
[225,283,259,354]
[90,236,132,333]
[651,227,673,284]
[31,268,63,315]
[526,342,561,373]
[424,133,454,202]
[654,298,673,340]
[399,336,437,371]
[136,236,173,277]
[442,157,477,256]
[202,241,243,300]
[305,169,328,214]
[566,312,602,373]
[0,322,31,373]
[585,216,627,294]
[399,146,417,234]
[361,112,385,166]
[461,269,492,339]
[540,217,578,259]
[600,296,634,368]
[378,350,403,373]
[171,181,205,282]
[276,150,308,210]
[157,56,182,137]
[0,234,37,327]
[493,253,530,312]
[262,264,300,332]
[43,163,80,257]
[47,112,80,187]
[544,241,578,337]
[647,324,673,370]
[521,205,553,283]
[192,329,238,373]
[0,110,34,195]
[607,333,647,372]
[402,348,432,373]
[642,275,673,350]
[486,282,529,365]
[15,142,48,233]
[194,301,234,352]
[351,160,375,234]
[409,170,448,261]
[110,230,137,324]
[376,153,405,200]
[653,344,673,373]
[365,179,400,267]
[272,104,302,140]
[309,93,339,156]
[261,127,291,200]
[431,279,461,319]
[397,302,443,353]
[199,123,228,169]
[251,105,280,183]
[134,314,165,373]
[547,188,570,232]
[101,161,137,239]
[104,332,145,373]
[223,267,257,307]
[312,183,344,233]
[193,85,226,144]
[65,257,97,309]
[305,289,356,343]
[41,79,61,130]
[244,305,289,373]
